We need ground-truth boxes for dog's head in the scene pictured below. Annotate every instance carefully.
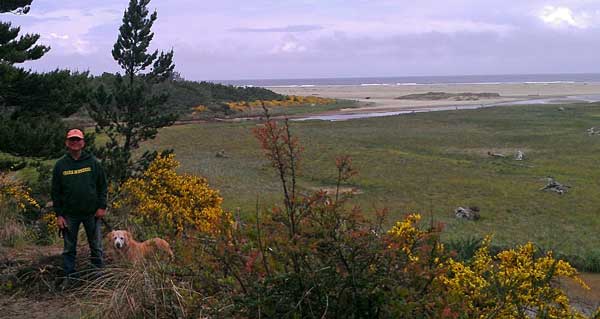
[108,230,129,250]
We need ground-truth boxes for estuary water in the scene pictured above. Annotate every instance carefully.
[294,94,600,122]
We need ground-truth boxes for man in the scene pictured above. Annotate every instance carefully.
[51,128,107,277]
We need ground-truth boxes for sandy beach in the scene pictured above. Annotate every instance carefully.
[269,82,600,114]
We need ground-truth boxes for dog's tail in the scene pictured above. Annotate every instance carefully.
[152,238,175,261]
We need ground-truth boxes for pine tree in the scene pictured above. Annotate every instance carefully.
[0,1,87,160]
[88,0,177,185]
[0,0,49,64]
[0,0,32,14]
[0,65,90,158]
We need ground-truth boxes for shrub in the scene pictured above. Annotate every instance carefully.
[0,170,38,246]
[0,158,25,171]
[205,108,595,318]
[73,108,598,318]
[441,236,591,318]
[226,95,336,112]
[114,153,230,237]
[204,109,452,317]
[33,211,59,245]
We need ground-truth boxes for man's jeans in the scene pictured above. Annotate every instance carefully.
[62,214,103,275]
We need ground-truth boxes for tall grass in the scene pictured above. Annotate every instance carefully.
[558,250,600,273]
[0,201,28,247]
[75,261,204,319]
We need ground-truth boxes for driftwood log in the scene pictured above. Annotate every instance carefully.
[540,177,570,195]
[215,149,229,158]
[455,206,480,221]
[587,127,600,136]
[487,151,505,158]
[515,150,524,161]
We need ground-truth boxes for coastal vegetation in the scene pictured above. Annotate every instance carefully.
[144,102,600,272]
[3,104,600,317]
[92,72,291,119]
[113,153,227,236]
[0,0,48,64]
[87,0,179,186]
[223,95,336,111]
[1,0,599,317]
[0,0,85,159]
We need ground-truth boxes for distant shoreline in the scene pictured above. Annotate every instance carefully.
[269,82,600,121]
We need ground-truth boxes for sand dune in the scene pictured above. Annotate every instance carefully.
[270,82,600,113]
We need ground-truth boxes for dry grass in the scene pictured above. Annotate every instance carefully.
[0,222,27,246]
[73,260,204,319]
[0,202,28,247]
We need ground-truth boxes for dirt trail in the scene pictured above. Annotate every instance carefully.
[563,273,600,315]
[0,296,82,319]
[0,244,81,318]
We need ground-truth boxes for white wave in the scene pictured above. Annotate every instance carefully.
[445,82,506,85]
[523,81,576,84]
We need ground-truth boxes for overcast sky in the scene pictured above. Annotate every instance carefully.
[3,0,600,80]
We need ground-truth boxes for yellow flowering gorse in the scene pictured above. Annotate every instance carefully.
[0,171,39,211]
[386,214,593,318]
[442,236,590,318]
[41,212,59,235]
[387,213,425,262]
[226,95,336,111]
[114,154,228,235]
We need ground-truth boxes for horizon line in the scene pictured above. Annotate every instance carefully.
[212,72,600,83]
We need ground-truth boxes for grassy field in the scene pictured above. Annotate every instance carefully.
[143,102,600,261]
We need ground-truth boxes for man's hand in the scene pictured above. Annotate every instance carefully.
[95,208,106,218]
[57,216,67,229]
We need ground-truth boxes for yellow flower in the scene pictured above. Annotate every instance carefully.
[42,212,59,234]
[114,154,230,235]
[387,213,427,263]
[440,235,589,318]
[0,171,39,211]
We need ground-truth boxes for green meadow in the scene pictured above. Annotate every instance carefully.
[144,102,600,263]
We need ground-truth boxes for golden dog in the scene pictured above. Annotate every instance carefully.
[106,230,174,263]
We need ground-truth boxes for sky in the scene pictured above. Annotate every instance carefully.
[2,0,600,81]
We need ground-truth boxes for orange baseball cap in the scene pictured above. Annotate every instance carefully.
[66,129,84,139]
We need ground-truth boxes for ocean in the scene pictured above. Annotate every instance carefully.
[218,73,600,87]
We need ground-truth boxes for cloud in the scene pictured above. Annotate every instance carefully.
[331,19,515,36]
[10,0,600,80]
[25,7,120,55]
[539,6,589,28]
[270,41,307,54]
[72,39,93,54]
[48,33,69,40]
[229,24,324,33]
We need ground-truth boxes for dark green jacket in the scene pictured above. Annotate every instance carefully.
[51,151,108,217]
